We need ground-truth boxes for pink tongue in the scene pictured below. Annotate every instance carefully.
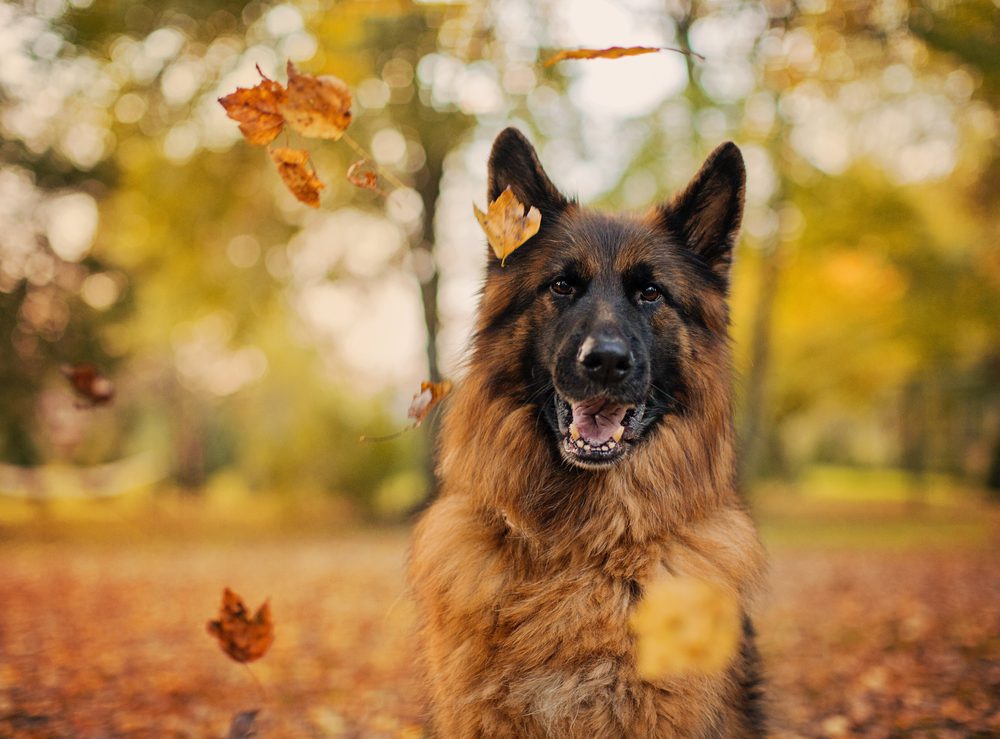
[571,399,629,444]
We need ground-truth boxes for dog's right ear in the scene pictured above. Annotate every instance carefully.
[488,127,569,221]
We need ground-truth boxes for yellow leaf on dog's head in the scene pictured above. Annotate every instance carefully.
[630,574,740,680]
[473,186,542,266]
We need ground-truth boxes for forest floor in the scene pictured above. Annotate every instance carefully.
[0,491,998,738]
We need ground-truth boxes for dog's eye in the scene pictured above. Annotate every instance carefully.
[639,285,661,302]
[550,279,575,296]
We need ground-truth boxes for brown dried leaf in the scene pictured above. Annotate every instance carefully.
[61,363,115,406]
[544,46,700,67]
[227,709,260,739]
[206,588,275,663]
[408,380,453,426]
[346,159,382,194]
[629,574,740,679]
[218,69,287,146]
[473,186,541,266]
[279,61,352,140]
[269,147,325,208]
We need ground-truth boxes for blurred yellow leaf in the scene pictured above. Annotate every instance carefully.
[630,574,740,679]
[473,186,541,266]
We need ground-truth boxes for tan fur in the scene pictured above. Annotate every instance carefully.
[410,149,764,737]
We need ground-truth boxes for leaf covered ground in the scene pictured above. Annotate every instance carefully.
[0,509,998,738]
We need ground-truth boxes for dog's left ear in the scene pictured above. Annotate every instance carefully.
[654,142,745,287]
[488,127,569,221]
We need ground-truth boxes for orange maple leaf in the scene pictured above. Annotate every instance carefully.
[207,588,275,663]
[473,186,542,266]
[279,61,353,140]
[218,67,288,145]
[269,147,325,207]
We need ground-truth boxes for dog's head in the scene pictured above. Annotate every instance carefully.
[473,128,745,470]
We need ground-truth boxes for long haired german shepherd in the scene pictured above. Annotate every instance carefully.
[410,128,766,737]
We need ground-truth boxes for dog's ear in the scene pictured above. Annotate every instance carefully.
[655,142,745,286]
[488,127,569,221]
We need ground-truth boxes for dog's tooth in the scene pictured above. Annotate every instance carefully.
[608,440,617,449]
[612,426,624,443]
[569,423,581,440]
[576,439,585,448]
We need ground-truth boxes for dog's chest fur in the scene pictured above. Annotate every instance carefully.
[411,460,763,738]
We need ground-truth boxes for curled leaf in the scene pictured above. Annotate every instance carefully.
[473,186,541,266]
[408,380,453,427]
[227,709,260,739]
[61,363,115,406]
[346,159,382,194]
[269,147,325,207]
[629,574,740,680]
[544,46,703,67]
[207,588,275,663]
[218,68,288,146]
[279,61,352,140]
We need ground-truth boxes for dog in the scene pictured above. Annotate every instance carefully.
[410,128,766,737]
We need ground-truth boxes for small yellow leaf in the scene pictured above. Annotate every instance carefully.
[630,574,740,680]
[473,186,542,266]
[544,46,702,67]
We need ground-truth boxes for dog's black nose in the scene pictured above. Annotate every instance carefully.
[577,334,632,385]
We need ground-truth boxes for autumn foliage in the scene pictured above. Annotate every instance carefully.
[206,588,275,664]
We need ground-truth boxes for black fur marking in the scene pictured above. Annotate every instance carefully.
[657,141,745,286]
[738,614,767,737]
[481,291,535,336]
[488,127,570,223]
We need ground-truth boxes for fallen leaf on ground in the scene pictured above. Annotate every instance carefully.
[408,380,453,426]
[268,147,325,207]
[279,61,352,140]
[228,709,260,739]
[207,588,275,663]
[218,68,287,146]
[544,46,701,67]
[61,363,115,406]
[473,186,541,266]
[630,574,739,679]
[346,160,382,194]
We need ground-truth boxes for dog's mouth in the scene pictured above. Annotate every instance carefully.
[554,394,646,468]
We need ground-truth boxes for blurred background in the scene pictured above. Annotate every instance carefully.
[1,1,998,736]
[0,0,997,520]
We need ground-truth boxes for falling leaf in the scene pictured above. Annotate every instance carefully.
[218,68,288,146]
[346,159,382,194]
[278,61,352,140]
[544,46,702,67]
[408,380,453,427]
[228,709,260,739]
[268,147,325,207]
[61,363,115,406]
[629,574,740,679]
[473,186,542,266]
[206,588,275,663]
